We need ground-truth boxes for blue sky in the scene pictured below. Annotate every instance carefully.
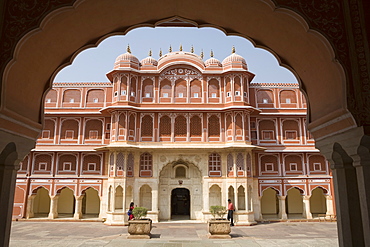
[54,27,297,83]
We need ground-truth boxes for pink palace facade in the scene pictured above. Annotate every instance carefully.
[12,47,335,225]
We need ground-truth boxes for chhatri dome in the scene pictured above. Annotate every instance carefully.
[222,46,248,69]
[140,50,158,66]
[114,45,140,69]
[204,50,222,67]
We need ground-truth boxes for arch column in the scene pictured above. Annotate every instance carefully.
[0,133,36,247]
[26,194,36,219]
[316,127,366,247]
[277,195,287,220]
[302,195,312,219]
[74,195,84,219]
[325,195,335,218]
[48,195,59,219]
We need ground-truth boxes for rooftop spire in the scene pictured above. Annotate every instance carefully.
[127,44,131,53]
[232,46,235,54]
[159,48,162,57]
[149,49,152,57]
[200,49,204,59]
[210,50,214,57]
[169,45,172,53]
[191,45,194,53]
[180,44,183,51]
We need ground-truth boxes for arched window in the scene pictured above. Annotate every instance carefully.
[236,153,245,176]
[127,153,134,177]
[175,115,187,138]
[227,153,233,177]
[208,115,220,138]
[175,166,186,178]
[140,152,152,177]
[208,153,221,177]
[116,152,124,172]
[141,115,153,137]
[159,115,171,139]
[190,115,202,138]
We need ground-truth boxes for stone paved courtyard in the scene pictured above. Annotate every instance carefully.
[10,221,338,246]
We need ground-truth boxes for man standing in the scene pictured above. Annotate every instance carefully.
[227,199,235,226]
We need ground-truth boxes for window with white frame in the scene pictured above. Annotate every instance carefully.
[262,130,274,140]
[41,130,50,139]
[163,93,169,98]
[227,92,231,97]
[145,93,151,98]
[69,98,75,103]
[63,162,71,171]
[114,91,118,96]
[130,91,135,96]
[93,98,98,103]
[65,130,74,139]
[178,93,183,98]
[265,163,274,172]
[244,92,247,97]
[211,93,217,98]
[313,162,322,171]
[121,90,126,95]
[285,130,297,140]
[263,98,268,103]
[193,93,199,98]
[290,163,298,171]
[235,91,240,96]
[39,162,47,170]
[286,98,291,103]
[88,163,96,171]
[89,130,98,139]
[46,98,51,103]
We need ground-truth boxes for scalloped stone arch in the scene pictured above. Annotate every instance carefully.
[1,0,352,142]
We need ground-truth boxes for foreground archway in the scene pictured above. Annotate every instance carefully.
[0,1,369,246]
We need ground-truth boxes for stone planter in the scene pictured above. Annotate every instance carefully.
[127,219,152,239]
[208,219,231,239]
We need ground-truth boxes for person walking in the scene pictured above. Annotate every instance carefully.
[127,202,135,221]
[227,199,235,226]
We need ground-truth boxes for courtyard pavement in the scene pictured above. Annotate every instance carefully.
[10,220,338,247]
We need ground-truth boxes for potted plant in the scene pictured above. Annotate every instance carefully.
[208,205,231,238]
[127,207,152,239]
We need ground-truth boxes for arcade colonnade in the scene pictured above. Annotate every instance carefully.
[0,0,370,247]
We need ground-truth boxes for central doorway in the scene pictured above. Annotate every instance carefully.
[171,188,190,220]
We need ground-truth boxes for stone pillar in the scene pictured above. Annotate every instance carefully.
[316,127,366,247]
[255,196,263,220]
[74,195,84,219]
[302,195,312,219]
[48,195,59,219]
[353,135,370,246]
[152,187,158,212]
[277,195,287,220]
[0,130,38,247]
[325,195,335,218]
[26,194,36,219]
[203,182,209,212]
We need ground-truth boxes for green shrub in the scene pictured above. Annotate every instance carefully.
[132,207,148,219]
[210,205,227,219]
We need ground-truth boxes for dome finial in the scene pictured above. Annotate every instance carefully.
[149,49,152,57]
[127,44,131,54]
[191,45,194,53]
[232,46,236,54]
[210,50,214,57]
[159,48,162,57]
[180,44,183,51]
[200,49,204,59]
[169,45,172,53]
